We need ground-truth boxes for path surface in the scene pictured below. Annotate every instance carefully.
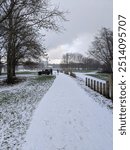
[23,73,112,150]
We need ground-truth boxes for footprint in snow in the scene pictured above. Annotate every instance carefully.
[80,121,84,127]
[43,120,49,126]
[68,110,71,113]
[73,118,76,122]
[79,136,83,141]
[68,121,71,125]
[49,136,53,140]
[57,145,66,150]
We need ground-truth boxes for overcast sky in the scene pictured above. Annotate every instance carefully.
[43,0,113,64]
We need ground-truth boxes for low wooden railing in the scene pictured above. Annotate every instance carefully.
[86,76,113,99]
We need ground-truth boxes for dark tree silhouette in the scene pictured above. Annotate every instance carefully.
[88,28,113,73]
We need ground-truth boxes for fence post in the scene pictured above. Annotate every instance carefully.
[86,77,88,86]
[110,74,113,100]
[94,80,96,91]
[103,83,106,96]
[91,79,93,89]
[88,78,90,87]
[111,82,113,100]
[100,82,102,94]
[106,81,109,98]
[97,81,99,92]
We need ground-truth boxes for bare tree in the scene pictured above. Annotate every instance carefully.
[88,28,113,73]
[0,43,1,73]
[0,0,67,83]
[62,53,84,64]
[0,0,16,23]
[22,61,39,70]
[61,52,101,71]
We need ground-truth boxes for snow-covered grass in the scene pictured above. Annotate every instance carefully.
[75,72,106,83]
[85,73,112,81]
[0,75,55,149]
[73,70,98,73]
[0,74,37,82]
[0,70,37,75]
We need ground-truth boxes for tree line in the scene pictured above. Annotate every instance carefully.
[60,28,113,73]
[60,53,102,71]
[0,0,66,83]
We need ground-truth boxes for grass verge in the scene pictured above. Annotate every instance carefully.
[86,73,112,81]
[0,75,55,149]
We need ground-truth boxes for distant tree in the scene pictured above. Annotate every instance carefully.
[61,53,84,64]
[0,38,5,75]
[61,52,102,71]
[61,53,84,70]
[22,61,39,70]
[88,28,113,73]
[82,57,102,70]
[0,58,2,75]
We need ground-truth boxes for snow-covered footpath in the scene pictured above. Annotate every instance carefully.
[23,73,112,150]
[0,76,55,150]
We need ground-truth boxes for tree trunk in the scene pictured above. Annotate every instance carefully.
[0,66,2,75]
[7,10,14,84]
[12,58,16,77]
[7,49,13,83]
[0,56,2,75]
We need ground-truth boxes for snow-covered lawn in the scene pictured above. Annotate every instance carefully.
[23,73,112,150]
[75,72,106,83]
[0,75,55,149]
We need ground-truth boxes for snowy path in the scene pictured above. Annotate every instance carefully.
[23,73,112,150]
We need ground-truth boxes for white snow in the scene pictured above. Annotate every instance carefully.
[75,75,113,109]
[0,76,55,149]
[23,73,112,150]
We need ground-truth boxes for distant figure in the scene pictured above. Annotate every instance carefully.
[57,69,59,75]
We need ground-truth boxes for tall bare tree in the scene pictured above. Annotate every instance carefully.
[88,28,113,73]
[0,0,67,83]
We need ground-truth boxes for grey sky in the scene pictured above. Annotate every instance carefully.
[43,0,113,63]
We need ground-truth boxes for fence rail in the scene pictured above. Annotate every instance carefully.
[86,76,113,99]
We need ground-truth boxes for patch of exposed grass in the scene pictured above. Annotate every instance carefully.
[16,71,37,74]
[34,75,55,82]
[108,105,113,110]
[0,75,55,104]
[86,73,112,81]
[0,71,37,76]
[0,77,27,85]
[0,91,19,104]
[74,70,98,73]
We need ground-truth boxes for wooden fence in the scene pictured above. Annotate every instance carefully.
[86,76,113,99]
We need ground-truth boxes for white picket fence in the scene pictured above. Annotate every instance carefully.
[85,76,113,99]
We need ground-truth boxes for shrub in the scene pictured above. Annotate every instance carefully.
[64,71,69,75]
[70,72,76,78]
